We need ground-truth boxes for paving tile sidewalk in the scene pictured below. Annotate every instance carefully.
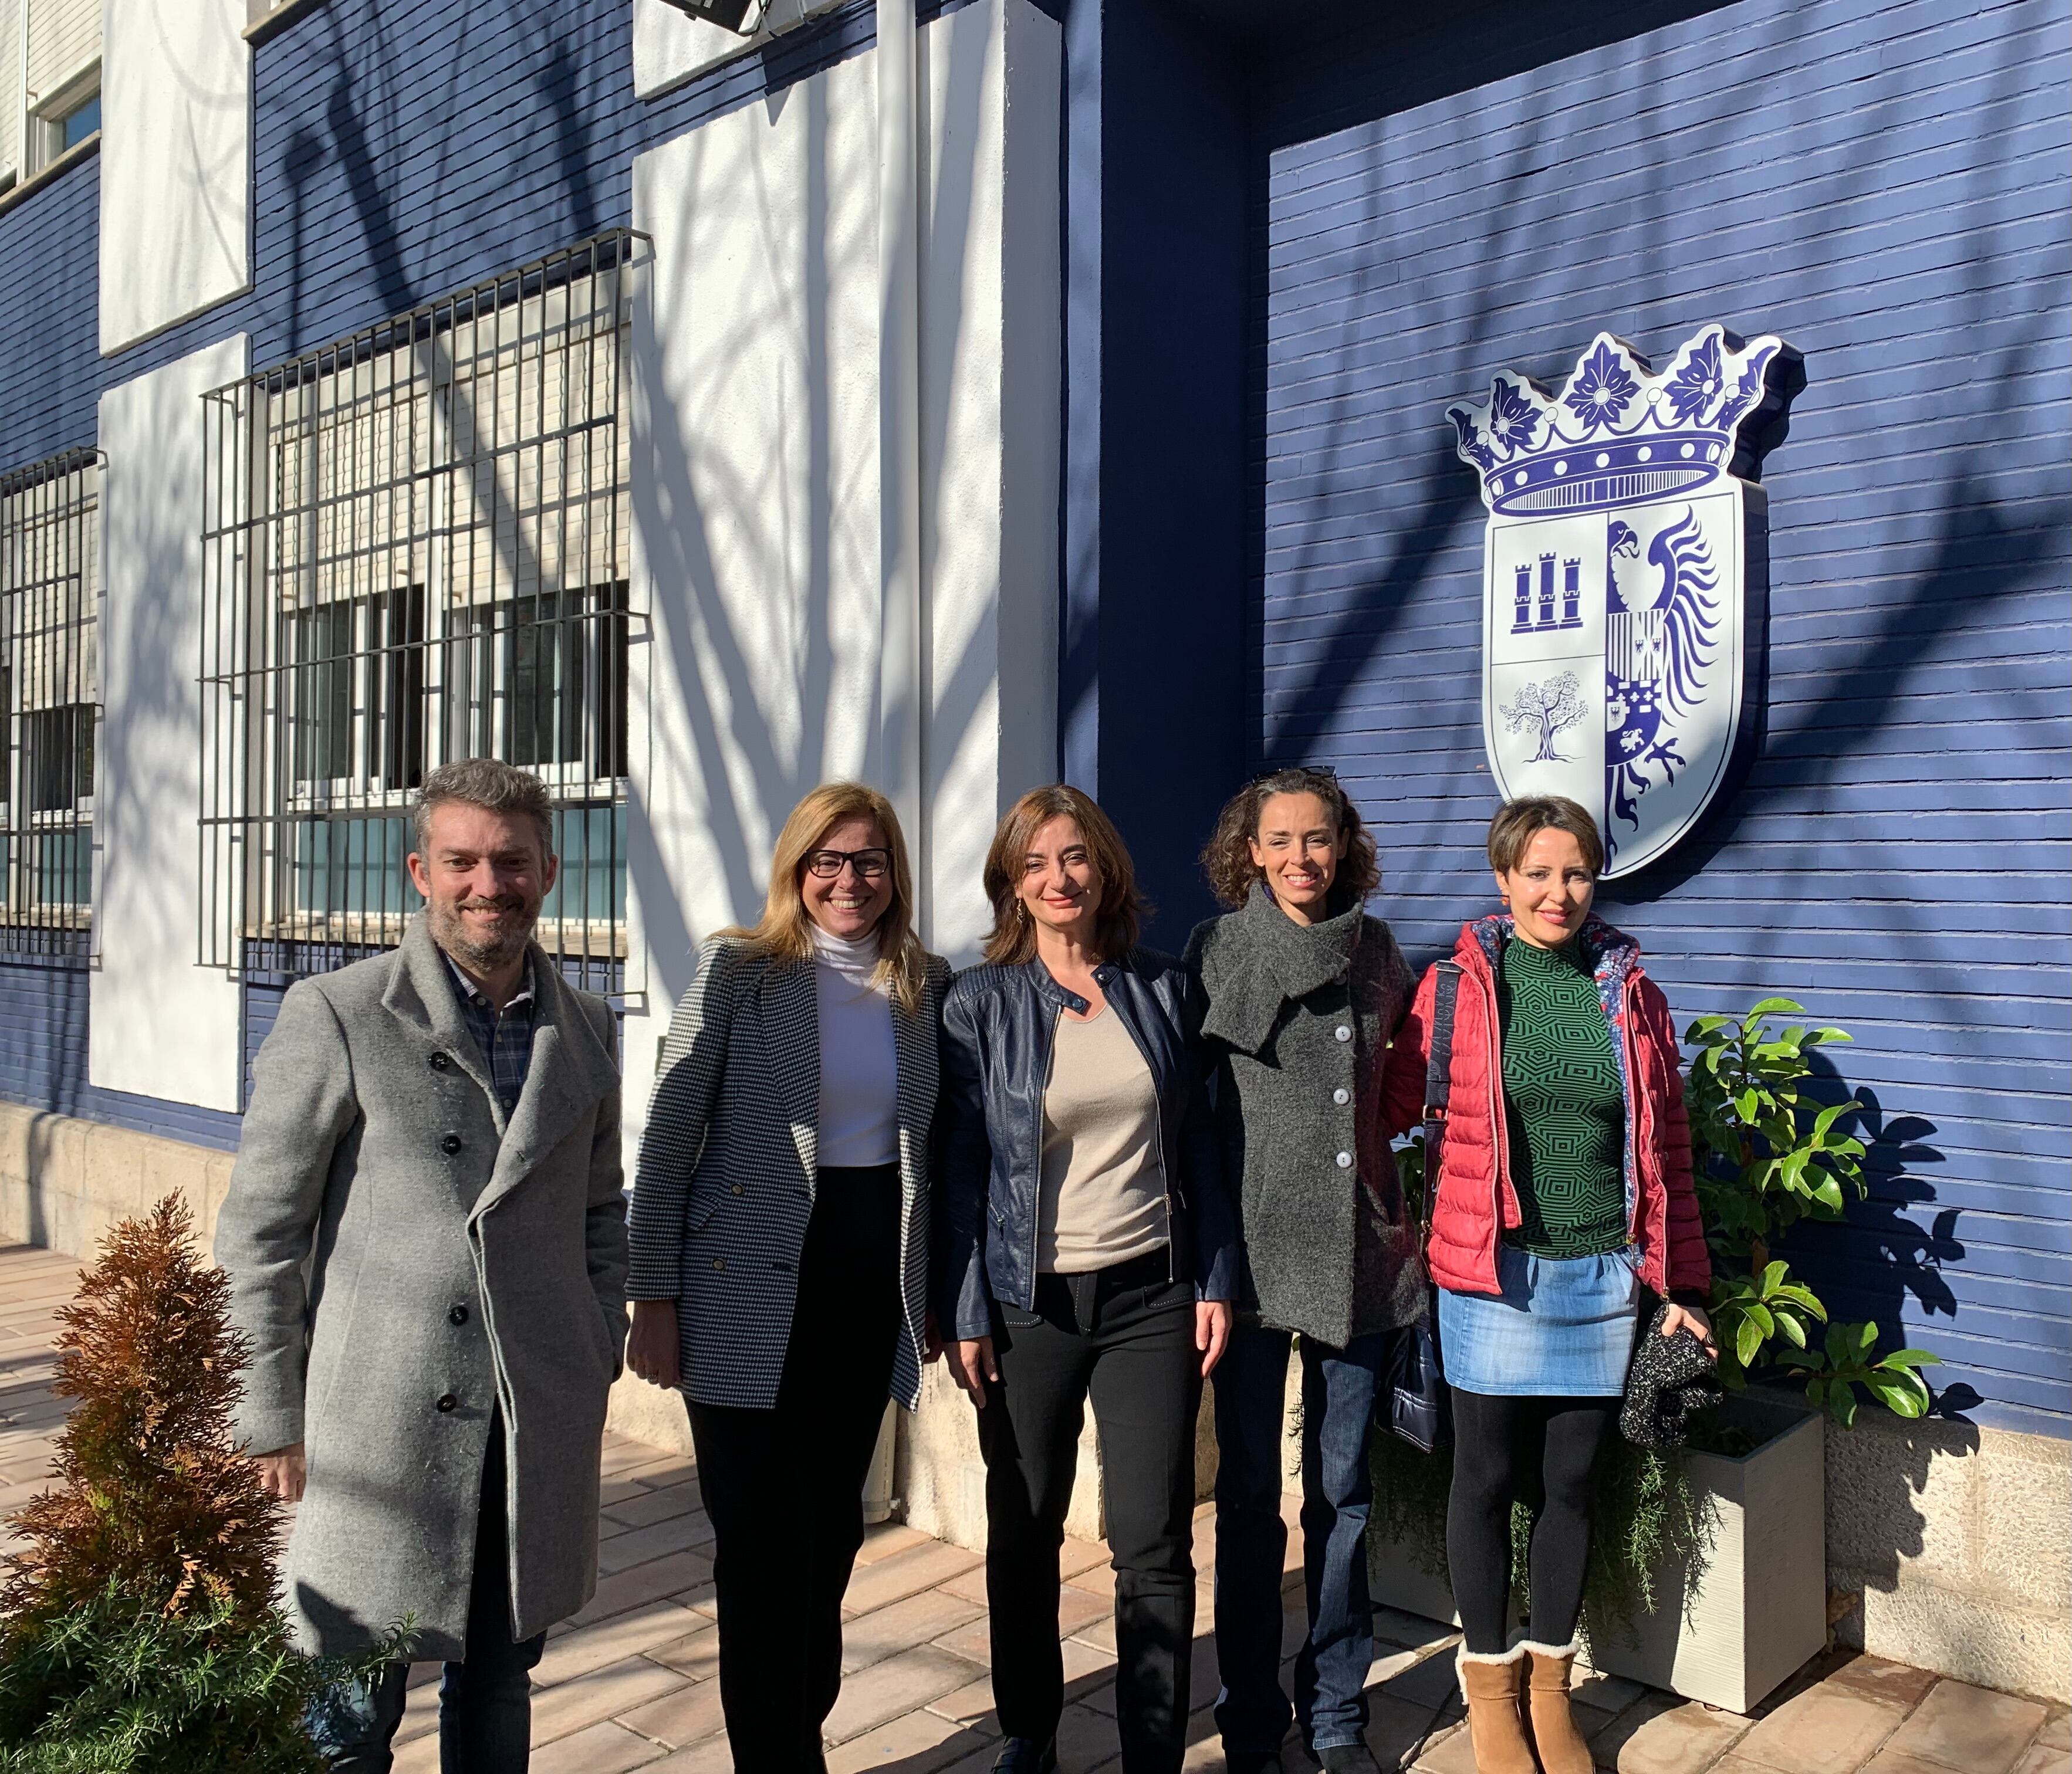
[1,1241,2065,1774]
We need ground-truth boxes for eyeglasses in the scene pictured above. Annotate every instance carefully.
[804,847,891,881]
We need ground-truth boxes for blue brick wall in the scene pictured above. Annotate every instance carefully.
[1253,0,2071,1431]
[0,149,102,465]
[0,962,242,1149]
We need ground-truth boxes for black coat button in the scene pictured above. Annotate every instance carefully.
[440,1134,462,1155]
[430,1052,450,1072]
[448,1304,469,1326]
[435,1393,457,1413]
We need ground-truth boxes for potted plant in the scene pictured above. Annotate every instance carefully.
[1368,998,1941,1714]
[1685,998,1938,1425]
[0,1197,401,1772]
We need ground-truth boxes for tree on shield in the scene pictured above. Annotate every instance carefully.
[1500,671,1586,763]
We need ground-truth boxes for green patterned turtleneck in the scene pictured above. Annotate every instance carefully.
[1496,934,1628,1257]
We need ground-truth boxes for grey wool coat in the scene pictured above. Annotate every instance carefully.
[1185,883,1419,1349]
[213,919,628,1660]
[627,936,948,1411]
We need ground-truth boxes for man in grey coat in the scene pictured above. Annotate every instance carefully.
[214,759,628,1773]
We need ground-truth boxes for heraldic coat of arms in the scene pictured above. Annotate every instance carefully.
[1447,325,1802,876]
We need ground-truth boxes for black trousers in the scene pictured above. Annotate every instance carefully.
[979,1255,1201,1774]
[685,1166,902,1774]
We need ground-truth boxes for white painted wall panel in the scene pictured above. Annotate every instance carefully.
[91,334,246,1111]
[629,46,882,960]
[917,0,1058,962]
[0,7,18,181]
[98,0,248,353]
[621,0,1060,1146]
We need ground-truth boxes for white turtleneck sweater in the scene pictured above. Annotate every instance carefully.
[810,923,901,1169]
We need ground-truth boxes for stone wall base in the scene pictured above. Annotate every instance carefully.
[1825,1405,2070,1702]
[0,1101,234,1256]
[4,1100,2065,1702]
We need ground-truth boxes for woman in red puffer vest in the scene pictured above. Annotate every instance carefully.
[1380,796,1712,1774]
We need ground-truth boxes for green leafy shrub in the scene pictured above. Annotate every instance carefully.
[1685,998,1939,1425]
[0,1198,404,1772]
[0,1585,402,1773]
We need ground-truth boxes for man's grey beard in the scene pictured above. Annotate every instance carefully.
[427,897,539,972]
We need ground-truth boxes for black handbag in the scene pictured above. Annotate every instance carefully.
[1385,962,1462,1453]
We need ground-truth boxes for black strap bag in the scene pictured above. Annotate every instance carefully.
[1385,962,1462,1453]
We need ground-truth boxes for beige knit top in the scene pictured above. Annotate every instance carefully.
[1036,1008,1172,1274]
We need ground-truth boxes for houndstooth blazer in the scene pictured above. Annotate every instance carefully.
[627,935,948,1409]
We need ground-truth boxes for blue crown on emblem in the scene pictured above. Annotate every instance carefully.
[1446,325,1801,517]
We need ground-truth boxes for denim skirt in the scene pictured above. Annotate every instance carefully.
[1438,1245,1641,1397]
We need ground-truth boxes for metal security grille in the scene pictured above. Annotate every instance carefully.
[199,231,644,993]
[0,448,99,963]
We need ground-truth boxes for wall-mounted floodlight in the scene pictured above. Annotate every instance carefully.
[653,0,768,33]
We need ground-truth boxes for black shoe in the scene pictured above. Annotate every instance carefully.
[1227,1753,1283,1774]
[992,1739,1057,1774]
[1316,1747,1377,1774]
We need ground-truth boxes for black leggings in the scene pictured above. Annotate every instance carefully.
[1446,1388,1617,1654]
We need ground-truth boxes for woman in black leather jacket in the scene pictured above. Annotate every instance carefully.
[937,784,1238,1774]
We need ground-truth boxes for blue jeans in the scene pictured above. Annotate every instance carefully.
[1211,1324,1389,1755]
[308,1421,547,1773]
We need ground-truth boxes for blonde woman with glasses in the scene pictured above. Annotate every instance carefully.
[625,783,948,1774]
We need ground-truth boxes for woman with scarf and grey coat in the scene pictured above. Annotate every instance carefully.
[1182,768,1418,1774]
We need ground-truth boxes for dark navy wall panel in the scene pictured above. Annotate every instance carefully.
[0,152,103,468]
[1253,0,2071,1431]
[1066,0,1251,947]
[0,963,241,1150]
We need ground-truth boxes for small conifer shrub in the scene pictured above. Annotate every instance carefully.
[0,1197,400,1772]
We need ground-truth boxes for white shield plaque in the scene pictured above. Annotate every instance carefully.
[1448,327,1800,878]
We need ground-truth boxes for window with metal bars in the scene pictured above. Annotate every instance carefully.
[199,231,643,993]
[0,448,99,962]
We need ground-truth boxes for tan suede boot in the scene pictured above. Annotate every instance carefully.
[1522,1638,1593,1774]
[1456,1646,1536,1774]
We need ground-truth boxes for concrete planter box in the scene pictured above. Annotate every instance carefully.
[1369,1394,1828,1715]
[1588,1396,1827,1712]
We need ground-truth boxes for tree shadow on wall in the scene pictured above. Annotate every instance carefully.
[1786,1049,1978,1417]
[272,1,615,358]
[628,9,1002,1014]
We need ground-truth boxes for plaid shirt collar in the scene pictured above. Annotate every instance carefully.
[443,950,540,1116]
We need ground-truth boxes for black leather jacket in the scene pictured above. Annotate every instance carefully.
[935,947,1239,1340]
